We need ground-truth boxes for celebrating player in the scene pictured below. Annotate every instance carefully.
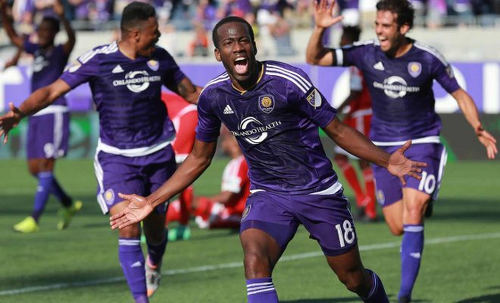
[0,2,201,302]
[110,16,426,303]
[1,0,81,233]
[306,0,498,302]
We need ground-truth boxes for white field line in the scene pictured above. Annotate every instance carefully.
[1,232,500,296]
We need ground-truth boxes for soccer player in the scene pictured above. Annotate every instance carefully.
[110,16,427,303]
[167,128,250,230]
[1,0,81,233]
[333,25,377,221]
[0,2,201,302]
[305,0,498,302]
[162,91,198,240]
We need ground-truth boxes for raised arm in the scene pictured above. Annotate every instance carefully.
[323,118,426,183]
[305,0,343,66]
[0,79,71,143]
[110,139,217,229]
[452,88,497,159]
[0,0,24,48]
[3,47,22,70]
[53,0,76,55]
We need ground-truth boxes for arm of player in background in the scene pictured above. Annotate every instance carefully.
[305,0,343,66]
[3,47,22,70]
[0,79,71,143]
[323,117,426,184]
[165,77,202,105]
[53,0,76,56]
[451,88,497,159]
[110,139,217,229]
[0,0,24,48]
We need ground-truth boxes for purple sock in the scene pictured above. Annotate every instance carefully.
[362,269,389,303]
[399,224,424,301]
[146,229,167,266]
[118,238,148,303]
[50,177,72,207]
[31,172,53,222]
[246,277,278,303]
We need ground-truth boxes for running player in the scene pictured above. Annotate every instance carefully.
[1,0,80,233]
[306,0,497,301]
[111,16,427,303]
[0,2,201,302]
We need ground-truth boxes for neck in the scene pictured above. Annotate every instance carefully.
[388,37,412,58]
[118,39,137,60]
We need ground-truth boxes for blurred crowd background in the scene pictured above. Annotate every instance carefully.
[1,0,500,60]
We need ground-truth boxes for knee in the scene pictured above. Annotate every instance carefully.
[338,269,366,294]
[388,225,404,236]
[243,250,271,278]
[118,224,141,239]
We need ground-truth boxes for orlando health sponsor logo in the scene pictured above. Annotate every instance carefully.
[112,70,161,93]
[373,76,420,98]
[232,117,282,145]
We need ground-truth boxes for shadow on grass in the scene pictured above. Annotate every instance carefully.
[282,299,429,303]
[456,293,500,303]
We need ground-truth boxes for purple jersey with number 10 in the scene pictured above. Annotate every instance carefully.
[196,60,340,195]
[60,41,186,151]
[335,39,460,143]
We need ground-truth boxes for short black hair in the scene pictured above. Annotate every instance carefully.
[41,16,60,33]
[342,26,361,42]
[212,16,254,48]
[120,1,156,31]
[376,0,414,29]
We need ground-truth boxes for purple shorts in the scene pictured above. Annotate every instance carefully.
[373,143,447,207]
[26,112,70,159]
[94,145,176,214]
[240,190,357,256]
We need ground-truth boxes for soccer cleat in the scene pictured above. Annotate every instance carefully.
[167,225,191,241]
[57,200,83,230]
[13,216,39,233]
[145,256,162,297]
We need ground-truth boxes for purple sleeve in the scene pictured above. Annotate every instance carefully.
[432,56,460,94]
[59,53,98,88]
[195,91,221,142]
[23,38,38,55]
[289,69,337,128]
[334,43,366,68]
[160,49,187,87]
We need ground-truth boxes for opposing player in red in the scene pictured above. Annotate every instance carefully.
[167,128,250,230]
[162,91,198,240]
[333,26,377,221]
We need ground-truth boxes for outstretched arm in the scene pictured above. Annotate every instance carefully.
[110,139,217,229]
[0,79,71,143]
[452,88,497,159]
[305,0,343,66]
[323,118,426,183]
[0,0,24,48]
[53,0,76,56]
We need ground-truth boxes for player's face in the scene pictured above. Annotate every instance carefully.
[375,10,408,54]
[37,20,57,48]
[137,17,160,57]
[214,22,258,86]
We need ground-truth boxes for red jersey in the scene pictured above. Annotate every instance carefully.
[220,155,250,215]
[345,66,372,118]
[162,92,198,163]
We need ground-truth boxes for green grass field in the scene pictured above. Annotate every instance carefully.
[0,159,499,303]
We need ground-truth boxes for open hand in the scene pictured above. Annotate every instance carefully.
[110,193,154,229]
[386,141,427,185]
[0,102,24,144]
[476,129,497,159]
[313,0,344,29]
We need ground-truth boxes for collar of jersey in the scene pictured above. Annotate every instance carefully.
[231,62,264,95]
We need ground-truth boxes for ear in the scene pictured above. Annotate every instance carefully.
[399,23,410,35]
[214,48,222,62]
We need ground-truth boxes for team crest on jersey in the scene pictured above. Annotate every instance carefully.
[407,62,422,78]
[147,60,159,71]
[241,204,251,221]
[306,89,322,108]
[104,189,115,204]
[258,95,275,114]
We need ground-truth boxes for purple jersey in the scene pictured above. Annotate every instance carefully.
[335,40,460,143]
[24,39,69,106]
[196,61,339,195]
[60,42,186,154]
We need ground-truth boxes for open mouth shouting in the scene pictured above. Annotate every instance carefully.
[234,57,249,75]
